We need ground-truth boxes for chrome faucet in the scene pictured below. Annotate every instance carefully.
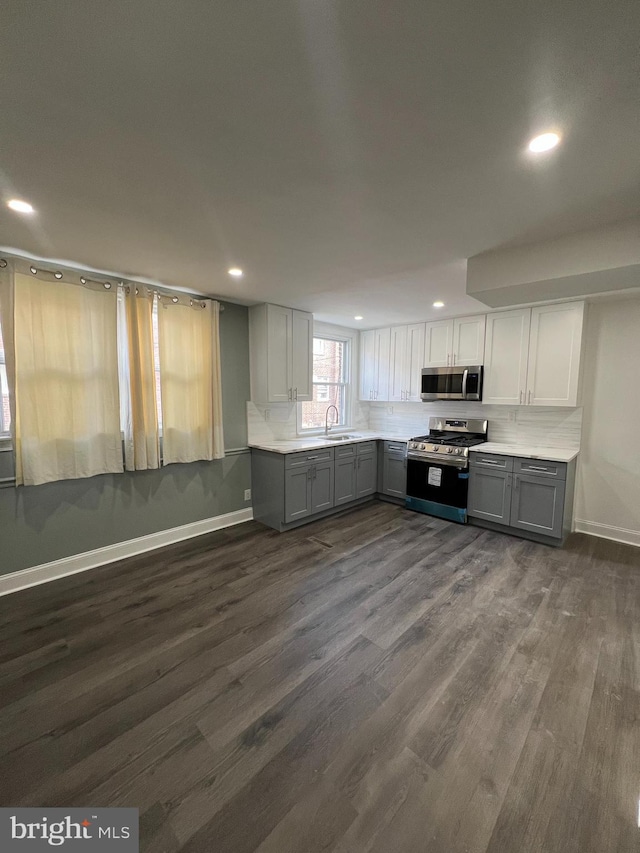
[324,405,339,436]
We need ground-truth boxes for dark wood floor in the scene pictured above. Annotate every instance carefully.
[1,502,639,852]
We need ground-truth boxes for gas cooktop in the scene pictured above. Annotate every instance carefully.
[408,417,488,462]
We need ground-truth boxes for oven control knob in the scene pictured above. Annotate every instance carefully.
[420,443,425,450]
[455,448,461,455]
[447,447,453,453]
[433,445,439,451]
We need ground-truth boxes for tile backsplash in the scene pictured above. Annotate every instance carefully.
[248,400,582,449]
[367,402,582,448]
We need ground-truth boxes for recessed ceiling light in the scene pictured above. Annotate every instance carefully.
[228,268,243,278]
[433,301,445,308]
[354,315,363,320]
[528,132,561,153]
[7,198,34,214]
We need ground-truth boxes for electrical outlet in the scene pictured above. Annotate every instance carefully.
[244,489,251,501]
[264,409,270,421]
[508,409,517,423]
[387,406,394,415]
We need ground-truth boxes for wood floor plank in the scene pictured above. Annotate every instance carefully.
[1,502,638,853]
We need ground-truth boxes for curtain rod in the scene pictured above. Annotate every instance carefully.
[0,256,225,311]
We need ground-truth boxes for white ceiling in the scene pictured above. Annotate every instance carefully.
[1,0,639,328]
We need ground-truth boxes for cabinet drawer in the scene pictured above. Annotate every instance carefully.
[514,458,566,480]
[357,441,377,456]
[384,441,407,455]
[470,453,513,471]
[285,447,334,468]
[334,443,356,459]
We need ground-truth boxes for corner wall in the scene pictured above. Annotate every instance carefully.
[574,297,640,546]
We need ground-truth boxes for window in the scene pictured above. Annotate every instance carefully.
[0,322,10,436]
[299,335,350,431]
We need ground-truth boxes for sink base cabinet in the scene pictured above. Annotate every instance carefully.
[468,453,576,546]
[252,444,379,532]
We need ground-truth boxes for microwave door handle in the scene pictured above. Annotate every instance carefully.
[461,368,468,399]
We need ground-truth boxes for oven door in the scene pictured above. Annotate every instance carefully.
[405,456,469,523]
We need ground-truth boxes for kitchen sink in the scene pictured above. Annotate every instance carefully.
[325,434,361,441]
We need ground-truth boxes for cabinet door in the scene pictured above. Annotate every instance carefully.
[356,451,378,498]
[266,304,293,403]
[405,323,426,401]
[526,302,585,407]
[373,328,391,401]
[284,465,312,523]
[311,461,334,513]
[382,452,407,498]
[468,467,512,524]
[452,314,486,366]
[510,474,565,538]
[359,329,376,401]
[424,320,453,367]
[483,309,530,405]
[334,456,357,505]
[291,310,313,401]
[389,326,407,402]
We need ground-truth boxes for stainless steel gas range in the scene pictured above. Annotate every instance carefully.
[405,417,488,523]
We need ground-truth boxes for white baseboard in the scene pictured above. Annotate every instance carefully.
[574,519,640,548]
[0,507,254,598]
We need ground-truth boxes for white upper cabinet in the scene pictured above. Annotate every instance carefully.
[291,309,313,401]
[452,315,486,365]
[359,327,390,401]
[483,309,531,405]
[483,302,585,406]
[249,303,313,403]
[389,323,426,402]
[425,315,486,367]
[424,320,453,367]
[526,302,585,406]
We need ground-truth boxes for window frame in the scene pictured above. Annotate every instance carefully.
[297,322,358,435]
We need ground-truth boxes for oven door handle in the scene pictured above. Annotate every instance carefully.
[407,452,468,468]
[461,368,469,399]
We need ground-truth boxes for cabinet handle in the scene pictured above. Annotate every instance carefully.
[313,465,316,479]
[452,353,456,365]
[353,458,357,470]
[528,390,532,405]
[307,468,312,480]
[519,390,523,404]
[527,465,551,472]
[307,455,319,460]
[446,354,450,366]
[514,476,519,490]
[479,459,501,465]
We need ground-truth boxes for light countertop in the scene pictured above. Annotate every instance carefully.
[248,431,411,454]
[469,443,579,463]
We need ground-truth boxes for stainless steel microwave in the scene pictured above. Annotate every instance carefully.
[420,365,483,401]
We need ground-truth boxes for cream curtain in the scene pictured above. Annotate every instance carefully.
[0,266,16,442]
[158,297,224,464]
[118,285,160,470]
[13,271,123,486]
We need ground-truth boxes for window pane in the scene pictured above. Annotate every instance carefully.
[301,385,345,429]
[312,338,345,383]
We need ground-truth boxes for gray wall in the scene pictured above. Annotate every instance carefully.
[0,300,251,576]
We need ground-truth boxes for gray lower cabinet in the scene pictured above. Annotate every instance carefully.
[468,452,574,544]
[380,441,407,499]
[468,467,512,525]
[510,472,565,538]
[356,443,377,498]
[335,455,357,505]
[284,461,334,523]
[284,465,313,523]
[252,441,380,532]
[311,460,335,513]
